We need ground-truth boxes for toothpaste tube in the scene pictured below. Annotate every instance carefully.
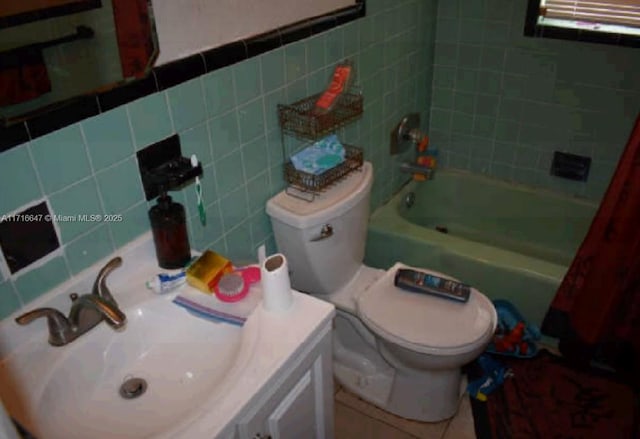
[146,271,186,294]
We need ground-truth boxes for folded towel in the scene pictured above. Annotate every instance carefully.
[0,48,51,106]
[173,282,262,326]
[290,134,345,175]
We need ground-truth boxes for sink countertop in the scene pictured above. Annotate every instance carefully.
[0,232,335,438]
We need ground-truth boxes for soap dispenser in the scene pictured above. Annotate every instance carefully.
[136,135,203,269]
[149,189,191,269]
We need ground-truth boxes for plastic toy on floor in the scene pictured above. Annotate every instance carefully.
[487,299,541,358]
[467,354,513,401]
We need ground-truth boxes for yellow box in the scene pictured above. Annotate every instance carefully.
[186,250,233,293]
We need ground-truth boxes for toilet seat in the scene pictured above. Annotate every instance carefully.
[357,263,497,356]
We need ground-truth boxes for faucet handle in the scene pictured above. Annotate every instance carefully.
[92,256,123,304]
[15,308,75,346]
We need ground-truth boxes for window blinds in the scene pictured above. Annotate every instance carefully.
[540,0,640,27]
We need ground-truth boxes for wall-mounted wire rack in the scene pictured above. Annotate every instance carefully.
[277,90,364,201]
[278,92,363,140]
[284,145,363,201]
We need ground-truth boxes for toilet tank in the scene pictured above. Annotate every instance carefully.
[266,162,373,295]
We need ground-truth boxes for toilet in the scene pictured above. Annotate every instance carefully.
[266,161,497,422]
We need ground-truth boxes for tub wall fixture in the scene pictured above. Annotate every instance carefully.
[393,113,436,180]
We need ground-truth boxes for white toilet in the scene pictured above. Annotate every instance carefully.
[266,161,497,422]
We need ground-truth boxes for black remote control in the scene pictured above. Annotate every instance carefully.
[393,269,471,303]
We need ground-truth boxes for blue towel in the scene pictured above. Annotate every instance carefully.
[290,134,345,175]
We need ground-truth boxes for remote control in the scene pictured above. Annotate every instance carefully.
[393,269,471,303]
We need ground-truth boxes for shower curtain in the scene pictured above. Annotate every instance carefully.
[542,114,640,378]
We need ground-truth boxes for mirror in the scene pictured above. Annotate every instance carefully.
[0,0,157,126]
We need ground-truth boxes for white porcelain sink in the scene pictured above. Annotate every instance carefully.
[45,296,248,438]
[1,287,257,439]
[0,234,335,438]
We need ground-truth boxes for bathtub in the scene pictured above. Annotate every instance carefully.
[365,169,598,333]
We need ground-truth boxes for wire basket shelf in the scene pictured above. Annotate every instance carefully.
[278,92,363,141]
[284,145,363,200]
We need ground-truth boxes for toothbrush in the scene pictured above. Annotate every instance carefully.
[191,154,206,226]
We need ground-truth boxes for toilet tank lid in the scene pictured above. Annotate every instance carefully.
[266,162,373,229]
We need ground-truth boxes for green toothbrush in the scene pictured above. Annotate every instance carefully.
[191,154,206,226]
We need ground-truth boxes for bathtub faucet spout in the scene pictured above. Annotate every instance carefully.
[399,162,435,180]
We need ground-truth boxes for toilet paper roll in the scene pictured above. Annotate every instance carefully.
[260,253,293,312]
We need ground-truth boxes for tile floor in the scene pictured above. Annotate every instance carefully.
[334,385,476,439]
[333,343,561,438]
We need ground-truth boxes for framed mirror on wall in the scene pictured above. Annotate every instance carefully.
[0,0,158,126]
[0,0,364,151]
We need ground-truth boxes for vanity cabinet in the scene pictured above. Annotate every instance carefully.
[235,324,334,439]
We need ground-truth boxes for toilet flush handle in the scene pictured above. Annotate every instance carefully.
[310,224,333,242]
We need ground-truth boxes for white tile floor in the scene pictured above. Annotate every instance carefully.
[333,341,561,436]
[334,385,476,439]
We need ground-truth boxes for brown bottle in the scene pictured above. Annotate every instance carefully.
[149,194,191,269]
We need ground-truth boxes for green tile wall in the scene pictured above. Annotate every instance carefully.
[0,0,437,318]
[429,0,640,200]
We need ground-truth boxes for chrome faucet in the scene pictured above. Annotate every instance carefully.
[92,256,122,303]
[399,162,435,179]
[68,293,126,331]
[15,257,126,346]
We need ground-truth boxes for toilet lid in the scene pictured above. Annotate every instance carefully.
[357,263,497,356]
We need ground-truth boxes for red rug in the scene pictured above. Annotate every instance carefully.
[469,350,639,439]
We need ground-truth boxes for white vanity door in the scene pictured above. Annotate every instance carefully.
[235,326,333,439]
[267,369,315,438]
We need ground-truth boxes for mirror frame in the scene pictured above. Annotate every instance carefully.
[0,0,365,155]
[0,1,102,29]
[1,0,158,130]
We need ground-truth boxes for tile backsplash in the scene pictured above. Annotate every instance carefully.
[0,0,436,318]
[429,0,640,201]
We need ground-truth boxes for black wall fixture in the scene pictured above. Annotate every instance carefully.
[0,201,60,274]
[136,134,203,201]
[550,151,592,181]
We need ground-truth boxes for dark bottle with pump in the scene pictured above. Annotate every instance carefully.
[149,193,191,269]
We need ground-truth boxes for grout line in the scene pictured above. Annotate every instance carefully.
[77,124,117,254]
[200,75,217,170]
[0,247,10,283]
[230,67,253,232]
[164,90,176,134]
[20,146,74,282]
[7,278,25,308]
[338,389,437,435]
[335,395,421,439]
[439,416,454,439]
[124,106,137,151]
[95,94,102,114]
[150,70,160,93]
[25,143,46,204]
[23,120,32,142]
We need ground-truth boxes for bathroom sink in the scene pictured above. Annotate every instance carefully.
[1,291,255,439]
[0,235,336,438]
